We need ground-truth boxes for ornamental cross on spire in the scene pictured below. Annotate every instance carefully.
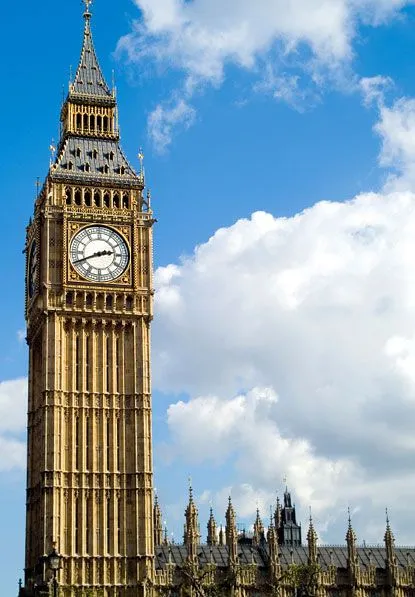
[83,0,93,13]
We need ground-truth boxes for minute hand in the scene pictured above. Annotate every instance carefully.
[73,250,113,265]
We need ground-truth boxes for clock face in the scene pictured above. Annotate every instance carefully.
[70,226,129,282]
[28,241,38,299]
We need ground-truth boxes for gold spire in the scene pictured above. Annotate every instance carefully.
[253,508,264,546]
[274,496,282,530]
[184,484,200,561]
[226,497,238,564]
[207,508,218,546]
[307,509,318,564]
[153,493,163,547]
[384,508,396,565]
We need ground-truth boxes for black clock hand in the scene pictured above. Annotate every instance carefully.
[73,250,113,265]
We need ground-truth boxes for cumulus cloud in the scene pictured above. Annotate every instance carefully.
[153,189,415,542]
[0,379,27,471]
[148,98,196,153]
[167,387,358,514]
[118,0,413,147]
[375,98,415,191]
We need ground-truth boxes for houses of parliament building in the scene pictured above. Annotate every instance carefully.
[20,2,415,596]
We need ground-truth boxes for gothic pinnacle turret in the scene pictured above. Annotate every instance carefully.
[274,497,282,531]
[184,485,200,562]
[207,508,218,546]
[307,512,318,565]
[225,497,238,565]
[346,509,357,566]
[267,517,280,579]
[253,508,264,546]
[154,494,163,547]
[385,510,397,570]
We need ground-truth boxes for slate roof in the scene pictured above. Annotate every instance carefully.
[70,10,112,99]
[155,544,415,571]
[51,136,140,186]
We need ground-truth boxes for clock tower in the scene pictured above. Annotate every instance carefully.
[24,3,155,596]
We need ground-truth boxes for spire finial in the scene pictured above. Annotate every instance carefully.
[83,0,93,16]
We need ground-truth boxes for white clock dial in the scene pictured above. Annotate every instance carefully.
[70,225,129,282]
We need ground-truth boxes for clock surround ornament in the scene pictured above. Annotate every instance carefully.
[28,240,38,299]
[70,225,129,282]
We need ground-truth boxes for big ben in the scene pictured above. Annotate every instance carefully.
[23,2,155,595]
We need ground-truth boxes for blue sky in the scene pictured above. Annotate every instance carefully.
[4,0,415,593]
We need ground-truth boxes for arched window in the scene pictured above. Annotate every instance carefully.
[76,114,82,130]
[93,149,98,159]
[90,114,95,131]
[74,189,82,206]
[103,192,110,208]
[84,189,91,206]
[65,187,72,205]
[68,161,73,171]
[103,116,108,132]
[84,163,91,173]
[109,151,114,161]
[113,193,120,208]
[120,166,125,175]
[122,193,129,209]
[126,296,133,310]
[104,165,109,174]
[83,113,89,130]
[94,190,100,207]
[97,115,102,132]
[106,295,113,309]
[76,147,81,158]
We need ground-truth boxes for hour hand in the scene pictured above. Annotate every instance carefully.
[73,250,112,265]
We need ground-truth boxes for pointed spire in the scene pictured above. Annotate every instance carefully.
[284,486,292,508]
[346,508,358,575]
[163,525,169,546]
[384,509,396,566]
[70,0,112,98]
[153,493,163,546]
[219,524,225,546]
[274,497,282,531]
[267,514,280,576]
[184,483,200,562]
[226,497,238,564]
[307,510,318,564]
[253,508,264,546]
[207,508,218,546]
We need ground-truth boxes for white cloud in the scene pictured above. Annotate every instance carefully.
[153,188,415,542]
[360,75,393,107]
[118,0,414,145]
[167,387,357,515]
[375,97,415,191]
[0,379,27,471]
[148,98,196,153]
